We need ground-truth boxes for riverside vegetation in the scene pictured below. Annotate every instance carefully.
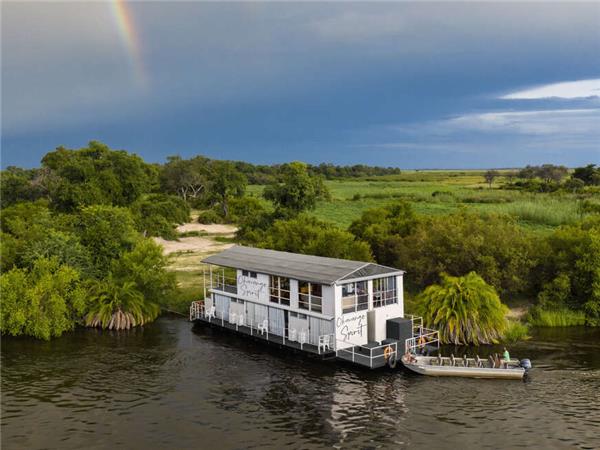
[1,142,599,344]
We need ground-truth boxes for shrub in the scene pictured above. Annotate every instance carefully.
[417,272,508,345]
[503,320,530,343]
[197,209,224,224]
[527,308,587,327]
[0,258,87,340]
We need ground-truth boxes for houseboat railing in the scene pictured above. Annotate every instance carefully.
[405,330,440,354]
[190,302,335,353]
[190,301,204,321]
[335,341,398,369]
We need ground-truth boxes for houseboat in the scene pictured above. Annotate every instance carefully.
[189,245,438,369]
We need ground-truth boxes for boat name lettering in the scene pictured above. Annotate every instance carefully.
[237,275,266,300]
[336,313,366,341]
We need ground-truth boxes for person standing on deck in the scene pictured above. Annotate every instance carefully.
[503,347,510,369]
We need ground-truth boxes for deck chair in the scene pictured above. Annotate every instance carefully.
[437,354,443,366]
[258,319,268,335]
[475,355,483,368]
[237,314,244,327]
[463,355,469,367]
[450,354,456,366]
[205,305,216,321]
[229,312,237,324]
[289,328,297,342]
[319,334,331,352]
[299,330,307,349]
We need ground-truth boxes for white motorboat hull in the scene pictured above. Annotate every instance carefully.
[402,355,526,380]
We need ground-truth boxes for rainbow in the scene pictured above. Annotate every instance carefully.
[110,0,147,87]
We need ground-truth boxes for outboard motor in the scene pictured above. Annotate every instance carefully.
[519,359,532,370]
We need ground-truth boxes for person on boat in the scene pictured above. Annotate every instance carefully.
[503,348,511,369]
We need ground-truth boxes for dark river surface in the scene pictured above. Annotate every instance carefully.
[2,317,600,450]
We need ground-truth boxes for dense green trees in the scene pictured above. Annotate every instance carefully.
[418,272,508,345]
[251,215,373,261]
[572,164,600,186]
[350,203,535,297]
[263,162,329,216]
[131,194,190,239]
[1,258,87,340]
[41,141,155,211]
[535,217,600,325]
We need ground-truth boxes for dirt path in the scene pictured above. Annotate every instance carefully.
[153,219,238,294]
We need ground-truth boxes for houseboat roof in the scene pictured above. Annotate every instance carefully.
[202,245,403,285]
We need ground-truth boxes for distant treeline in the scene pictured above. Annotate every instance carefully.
[230,161,401,184]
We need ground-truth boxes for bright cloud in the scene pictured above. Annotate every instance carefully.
[446,109,600,135]
[501,79,600,99]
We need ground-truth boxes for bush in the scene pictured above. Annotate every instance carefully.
[527,308,587,327]
[197,209,224,224]
[131,193,190,239]
[250,214,373,262]
[417,272,508,345]
[503,320,530,342]
[0,258,87,340]
[351,206,536,297]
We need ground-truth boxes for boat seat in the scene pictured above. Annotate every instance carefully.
[450,354,456,366]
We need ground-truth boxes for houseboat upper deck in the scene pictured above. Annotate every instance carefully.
[190,245,438,369]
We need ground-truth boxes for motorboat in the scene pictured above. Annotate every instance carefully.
[401,353,531,380]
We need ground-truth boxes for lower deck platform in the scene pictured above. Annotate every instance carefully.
[193,316,336,360]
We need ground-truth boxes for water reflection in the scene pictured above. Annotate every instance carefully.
[2,318,600,450]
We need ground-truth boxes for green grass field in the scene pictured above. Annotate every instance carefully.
[250,170,590,231]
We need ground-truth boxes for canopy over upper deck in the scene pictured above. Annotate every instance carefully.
[202,245,403,285]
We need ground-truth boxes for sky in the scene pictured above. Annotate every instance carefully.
[2,1,599,169]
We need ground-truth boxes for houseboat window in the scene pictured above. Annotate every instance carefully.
[299,281,323,313]
[342,281,369,313]
[373,276,397,307]
[242,270,257,278]
[270,275,291,306]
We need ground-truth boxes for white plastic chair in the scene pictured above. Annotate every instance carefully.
[229,312,237,325]
[289,328,297,342]
[205,305,216,321]
[237,314,245,327]
[320,334,331,352]
[299,330,307,349]
[258,319,268,335]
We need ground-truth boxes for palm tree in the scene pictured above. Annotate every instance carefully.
[85,279,160,330]
[418,272,508,345]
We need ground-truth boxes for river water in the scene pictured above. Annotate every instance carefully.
[2,317,599,449]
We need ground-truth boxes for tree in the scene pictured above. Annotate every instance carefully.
[564,178,585,193]
[21,230,93,275]
[252,215,373,261]
[41,141,153,211]
[1,258,87,340]
[110,239,176,307]
[536,217,600,325]
[263,161,329,215]
[208,160,246,217]
[159,155,210,202]
[350,206,536,297]
[74,205,139,276]
[349,202,418,266]
[85,279,159,330]
[130,193,190,239]
[572,164,600,186]
[484,170,499,188]
[418,272,509,345]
